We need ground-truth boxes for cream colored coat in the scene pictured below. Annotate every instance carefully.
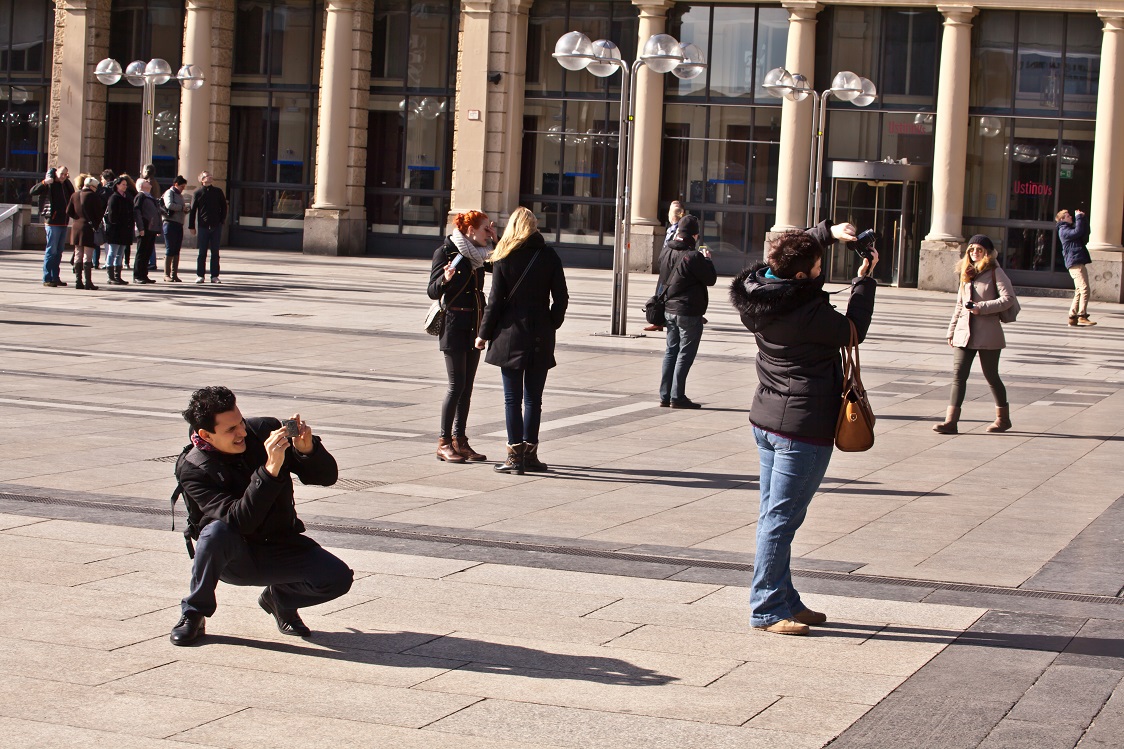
[946,266,1015,350]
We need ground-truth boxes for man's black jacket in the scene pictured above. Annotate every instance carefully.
[177,416,337,542]
[188,184,227,229]
[29,179,75,226]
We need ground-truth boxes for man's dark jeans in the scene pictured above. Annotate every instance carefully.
[181,520,353,617]
[197,224,222,279]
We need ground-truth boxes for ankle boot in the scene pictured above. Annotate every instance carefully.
[73,262,84,290]
[494,443,525,475]
[172,254,183,282]
[522,443,548,472]
[83,262,98,291]
[987,404,1012,433]
[107,265,117,285]
[933,406,960,435]
[452,436,486,462]
[164,255,174,282]
[114,266,128,285]
[436,437,465,463]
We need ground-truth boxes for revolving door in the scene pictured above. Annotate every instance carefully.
[826,162,929,287]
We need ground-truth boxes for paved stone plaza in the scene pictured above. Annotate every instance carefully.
[0,247,1121,748]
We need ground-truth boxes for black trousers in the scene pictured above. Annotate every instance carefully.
[133,232,157,280]
[950,347,1007,407]
[181,520,353,617]
[440,347,481,439]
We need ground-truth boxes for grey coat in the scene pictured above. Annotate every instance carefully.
[947,266,1015,350]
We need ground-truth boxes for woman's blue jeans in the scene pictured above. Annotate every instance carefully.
[106,243,126,268]
[660,313,703,402]
[500,366,549,445]
[750,426,834,628]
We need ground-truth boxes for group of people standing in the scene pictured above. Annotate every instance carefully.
[31,166,228,289]
[427,207,569,476]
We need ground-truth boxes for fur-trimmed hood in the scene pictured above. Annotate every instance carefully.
[729,263,830,332]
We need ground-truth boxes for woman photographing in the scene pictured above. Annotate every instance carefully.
[428,210,496,463]
[730,222,878,635]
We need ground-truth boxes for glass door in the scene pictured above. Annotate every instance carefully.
[828,177,923,287]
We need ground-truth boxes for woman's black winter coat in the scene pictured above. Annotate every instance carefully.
[729,222,876,441]
[427,236,489,352]
[659,238,717,316]
[103,192,135,246]
[479,231,568,370]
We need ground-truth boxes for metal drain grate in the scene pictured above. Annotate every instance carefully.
[333,478,388,491]
[1,489,1120,606]
[148,455,179,463]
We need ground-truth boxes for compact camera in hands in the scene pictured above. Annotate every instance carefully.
[848,229,879,260]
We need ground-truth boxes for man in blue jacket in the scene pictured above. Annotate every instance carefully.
[1056,209,1096,326]
[170,386,353,645]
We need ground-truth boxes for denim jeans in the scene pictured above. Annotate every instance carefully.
[163,221,184,256]
[197,224,221,279]
[659,313,703,402]
[42,225,66,282]
[106,243,126,268]
[750,426,834,628]
[500,366,549,444]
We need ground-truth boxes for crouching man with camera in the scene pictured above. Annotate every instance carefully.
[170,386,353,645]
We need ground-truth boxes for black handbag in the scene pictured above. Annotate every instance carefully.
[643,255,685,326]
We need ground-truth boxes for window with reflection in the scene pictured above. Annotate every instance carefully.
[368,0,457,241]
[102,0,185,186]
[229,0,321,241]
[660,4,786,271]
[0,3,52,203]
[966,11,1102,283]
[521,0,636,253]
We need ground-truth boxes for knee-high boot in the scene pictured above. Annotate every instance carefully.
[74,258,85,290]
[83,262,98,291]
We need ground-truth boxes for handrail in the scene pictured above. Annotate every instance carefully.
[0,204,22,223]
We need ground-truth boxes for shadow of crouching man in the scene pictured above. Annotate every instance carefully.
[170,385,353,646]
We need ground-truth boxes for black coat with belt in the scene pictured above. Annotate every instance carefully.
[479,232,568,370]
[427,236,489,352]
[103,192,135,246]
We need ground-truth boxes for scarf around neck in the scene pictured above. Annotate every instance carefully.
[451,228,491,270]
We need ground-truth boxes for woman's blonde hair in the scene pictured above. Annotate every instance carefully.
[491,206,538,261]
[957,246,997,283]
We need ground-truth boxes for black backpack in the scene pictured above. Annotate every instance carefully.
[170,444,227,559]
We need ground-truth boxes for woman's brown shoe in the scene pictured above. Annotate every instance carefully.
[933,406,960,435]
[452,436,486,462]
[436,437,465,463]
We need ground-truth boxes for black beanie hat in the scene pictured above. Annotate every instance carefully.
[677,214,700,237]
[967,234,994,252]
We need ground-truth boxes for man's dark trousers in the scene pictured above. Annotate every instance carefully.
[182,520,353,617]
[197,224,221,279]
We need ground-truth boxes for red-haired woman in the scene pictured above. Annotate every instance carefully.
[427,210,496,462]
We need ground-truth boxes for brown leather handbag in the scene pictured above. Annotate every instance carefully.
[835,319,876,452]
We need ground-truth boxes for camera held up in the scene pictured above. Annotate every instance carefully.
[848,229,879,260]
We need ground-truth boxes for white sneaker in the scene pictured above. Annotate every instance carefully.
[210,277,221,284]
[195,277,205,284]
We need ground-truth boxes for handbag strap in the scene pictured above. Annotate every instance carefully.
[658,254,688,301]
[507,249,541,299]
[842,319,862,384]
[440,258,475,311]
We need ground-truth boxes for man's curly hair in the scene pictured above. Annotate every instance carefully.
[182,386,237,433]
[767,230,823,279]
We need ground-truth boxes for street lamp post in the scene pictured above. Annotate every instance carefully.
[553,31,705,337]
[95,58,206,174]
[763,68,876,226]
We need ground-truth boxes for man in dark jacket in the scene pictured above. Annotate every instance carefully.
[29,166,75,287]
[658,214,716,408]
[1056,209,1095,326]
[93,170,116,269]
[170,386,353,645]
[188,169,228,283]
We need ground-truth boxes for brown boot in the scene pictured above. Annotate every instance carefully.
[932,406,960,434]
[1078,315,1097,326]
[522,443,548,472]
[986,404,1012,433]
[494,443,525,475]
[1068,316,1079,327]
[164,255,174,282]
[436,437,465,463]
[452,436,486,462]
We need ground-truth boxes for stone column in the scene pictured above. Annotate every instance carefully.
[627,0,673,272]
[449,0,493,219]
[484,0,533,222]
[770,2,820,234]
[50,0,110,177]
[1087,11,1124,302]
[180,0,215,190]
[304,0,369,255]
[918,5,977,293]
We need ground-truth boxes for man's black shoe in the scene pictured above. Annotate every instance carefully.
[170,611,205,645]
[258,588,311,637]
[670,398,702,409]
